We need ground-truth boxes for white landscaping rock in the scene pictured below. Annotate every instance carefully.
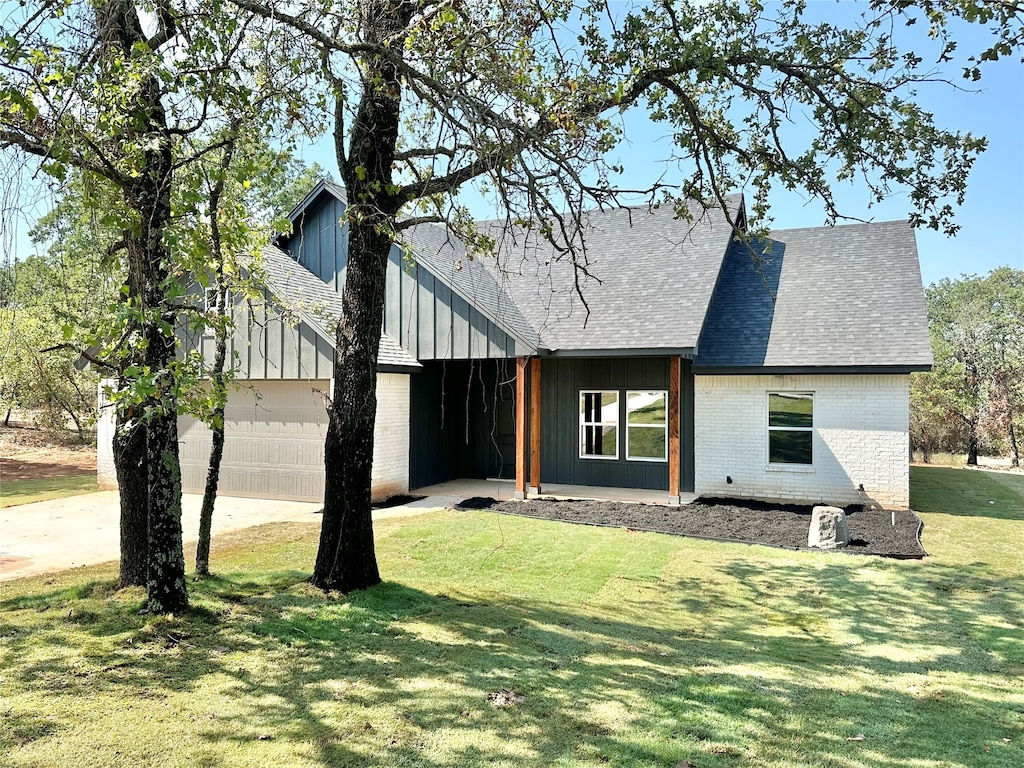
[808,505,850,549]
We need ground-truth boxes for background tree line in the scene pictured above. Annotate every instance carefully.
[911,267,1024,467]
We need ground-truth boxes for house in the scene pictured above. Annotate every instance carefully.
[97,180,932,508]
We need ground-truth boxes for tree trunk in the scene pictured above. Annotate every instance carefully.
[3,407,11,427]
[114,406,148,587]
[967,421,980,466]
[143,401,187,612]
[195,141,235,578]
[311,0,413,592]
[97,0,188,613]
[194,408,225,576]
[195,289,229,576]
[1009,421,1020,468]
[312,218,388,592]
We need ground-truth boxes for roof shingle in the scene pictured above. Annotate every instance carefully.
[476,197,742,353]
[694,221,933,369]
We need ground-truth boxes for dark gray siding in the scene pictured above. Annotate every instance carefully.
[539,357,695,492]
[409,360,516,489]
[382,249,525,360]
[186,287,334,380]
[289,194,348,293]
[682,359,695,492]
[282,194,530,360]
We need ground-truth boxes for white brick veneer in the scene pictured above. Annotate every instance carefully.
[694,374,910,508]
[370,373,411,500]
[96,380,116,489]
[96,374,410,503]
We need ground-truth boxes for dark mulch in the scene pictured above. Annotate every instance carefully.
[456,496,926,559]
[373,494,426,509]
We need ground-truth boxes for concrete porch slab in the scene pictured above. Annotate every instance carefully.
[412,478,696,507]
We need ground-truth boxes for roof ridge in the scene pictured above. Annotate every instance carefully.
[768,219,910,236]
[469,194,745,228]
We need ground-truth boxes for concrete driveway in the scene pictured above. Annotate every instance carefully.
[0,490,450,582]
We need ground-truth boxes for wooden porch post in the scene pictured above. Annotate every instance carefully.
[514,356,528,499]
[668,355,681,505]
[529,357,541,495]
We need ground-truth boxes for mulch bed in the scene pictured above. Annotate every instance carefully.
[457,496,926,559]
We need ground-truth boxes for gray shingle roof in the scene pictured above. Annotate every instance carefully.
[278,181,931,369]
[476,197,742,353]
[694,221,933,369]
[259,245,421,371]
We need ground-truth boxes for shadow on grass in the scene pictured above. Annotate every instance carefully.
[2,555,1022,768]
[911,465,1024,520]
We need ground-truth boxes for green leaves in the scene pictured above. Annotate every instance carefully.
[915,268,1024,458]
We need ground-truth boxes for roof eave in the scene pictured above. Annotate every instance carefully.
[380,363,423,374]
[691,363,933,375]
[284,178,332,224]
[539,346,696,359]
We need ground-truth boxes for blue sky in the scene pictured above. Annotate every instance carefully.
[295,0,1024,288]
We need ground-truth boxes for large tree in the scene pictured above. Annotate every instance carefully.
[225,0,1021,592]
[2,1,193,610]
[1,1,312,610]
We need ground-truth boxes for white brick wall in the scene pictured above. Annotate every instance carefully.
[370,373,410,500]
[97,374,410,503]
[694,374,910,508]
[96,380,116,489]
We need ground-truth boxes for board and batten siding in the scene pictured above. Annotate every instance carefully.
[538,357,695,492]
[286,194,528,361]
[98,376,410,503]
[184,286,334,381]
[694,373,910,508]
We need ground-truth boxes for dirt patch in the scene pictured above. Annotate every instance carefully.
[0,422,96,482]
[458,496,926,559]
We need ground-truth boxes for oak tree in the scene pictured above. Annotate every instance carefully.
[1,0,312,610]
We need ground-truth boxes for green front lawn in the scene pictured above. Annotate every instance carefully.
[0,467,1021,767]
[0,474,100,508]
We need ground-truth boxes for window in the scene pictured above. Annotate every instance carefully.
[768,392,813,465]
[579,390,618,459]
[626,390,667,461]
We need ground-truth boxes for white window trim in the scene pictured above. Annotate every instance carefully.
[767,391,814,467]
[579,389,619,460]
[625,389,668,463]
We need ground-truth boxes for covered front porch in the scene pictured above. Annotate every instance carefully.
[407,355,695,507]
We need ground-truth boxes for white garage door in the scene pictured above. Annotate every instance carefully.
[178,376,410,503]
[179,380,330,502]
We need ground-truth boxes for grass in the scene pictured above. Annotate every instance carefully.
[0,468,1021,767]
[0,474,100,508]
